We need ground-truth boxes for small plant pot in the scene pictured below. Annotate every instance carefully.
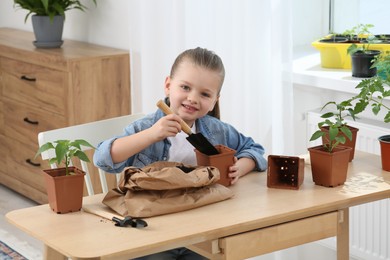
[267,155,304,190]
[308,145,351,187]
[32,15,64,48]
[378,135,390,172]
[195,145,236,187]
[321,125,359,162]
[351,50,381,78]
[43,167,85,214]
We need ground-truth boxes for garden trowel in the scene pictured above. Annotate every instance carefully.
[156,100,219,155]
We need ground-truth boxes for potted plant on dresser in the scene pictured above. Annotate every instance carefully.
[35,139,95,213]
[351,51,390,171]
[308,100,356,187]
[13,0,97,48]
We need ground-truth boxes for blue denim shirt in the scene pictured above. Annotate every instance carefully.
[93,109,267,173]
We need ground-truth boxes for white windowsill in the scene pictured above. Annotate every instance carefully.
[292,53,362,94]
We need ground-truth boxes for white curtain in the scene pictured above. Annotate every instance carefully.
[128,0,294,156]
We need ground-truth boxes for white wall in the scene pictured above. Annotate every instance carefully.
[1,0,130,50]
[1,0,329,54]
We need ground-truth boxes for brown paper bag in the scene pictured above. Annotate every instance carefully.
[102,162,234,218]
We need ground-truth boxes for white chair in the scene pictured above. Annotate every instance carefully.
[37,114,144,196]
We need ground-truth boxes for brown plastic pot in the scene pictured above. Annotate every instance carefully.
[43,166,85,214]
[321,125,359,162]
[267,155,304,190]
[195,145,236,187]
[308,145,351,187]
[378,135,390,171]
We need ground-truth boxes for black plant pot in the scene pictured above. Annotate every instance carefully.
[351,50,381,78]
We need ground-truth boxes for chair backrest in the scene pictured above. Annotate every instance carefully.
[38,113,145,195]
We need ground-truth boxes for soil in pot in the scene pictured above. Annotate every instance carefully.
[378,135,390,171]
[351,50,381,78]
[195,145,236,187]
[319,36,349,43]
[321,125,359,162]
[308,145,351,187]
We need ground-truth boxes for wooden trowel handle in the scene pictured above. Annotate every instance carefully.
[156,100,192,135]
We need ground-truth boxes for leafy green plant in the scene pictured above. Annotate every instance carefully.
[347,35,380,56]
[35,139,95,175]
[14,0,97,22]
[310,100,355,152]
[349,51,390,123]
[353,79,390,123]
[372,50,390,80]
[343,23,374,42]
[344,24,380,56]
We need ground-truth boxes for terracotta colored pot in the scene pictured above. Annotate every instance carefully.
[378,135,390,172]
[321,125,359,162]
[267,155,304,190]
[195,145,236,187]
[308,145,351,187]
[43,167,85,214]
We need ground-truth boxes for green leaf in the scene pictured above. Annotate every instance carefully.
[74,150,91,163]
[372,104,381,115]
[340,126,352,141]
[321,112,334,119]
[335,135,346,145]
[328,126,338,142]
[55,141,68,165]
[310,130,325,141]
[35,142,54,158]
[385,111,390,123]
[353,100,368,114]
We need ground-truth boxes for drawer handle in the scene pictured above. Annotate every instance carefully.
[24,117,39,125]
[20,75,36,82]
[26,159,41,167]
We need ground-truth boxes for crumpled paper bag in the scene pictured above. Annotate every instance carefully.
[102,161,234,218]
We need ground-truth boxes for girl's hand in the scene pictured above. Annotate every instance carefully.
[228,157,256,185]
[228,157,240,184]
[150,114,182,141]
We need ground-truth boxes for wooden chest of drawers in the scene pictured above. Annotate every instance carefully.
[0,28,130,204]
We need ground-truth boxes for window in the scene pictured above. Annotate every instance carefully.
[330,0,389,34]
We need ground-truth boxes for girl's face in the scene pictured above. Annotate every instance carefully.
[165,60,221,127]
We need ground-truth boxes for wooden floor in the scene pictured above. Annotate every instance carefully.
[0,184,43,259]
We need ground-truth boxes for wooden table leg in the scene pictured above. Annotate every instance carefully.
[44,244,67,260]
[337,208,349,260]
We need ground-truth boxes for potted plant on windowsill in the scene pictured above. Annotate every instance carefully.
[13,0,97,48]
[351,51,390,171]
[312,23,390,69]
[308,100,356,187]
[35,139,95,213]
[347,35,381,78]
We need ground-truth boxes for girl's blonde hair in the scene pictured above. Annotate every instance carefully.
[169,47,225,119]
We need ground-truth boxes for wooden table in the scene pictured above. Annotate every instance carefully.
[6,152,390,260]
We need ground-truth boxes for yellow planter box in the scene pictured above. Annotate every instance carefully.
[312,40,390,69]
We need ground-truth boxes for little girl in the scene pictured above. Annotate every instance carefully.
[94,47,267,260]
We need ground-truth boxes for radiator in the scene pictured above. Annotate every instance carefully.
[307,110,390,260]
